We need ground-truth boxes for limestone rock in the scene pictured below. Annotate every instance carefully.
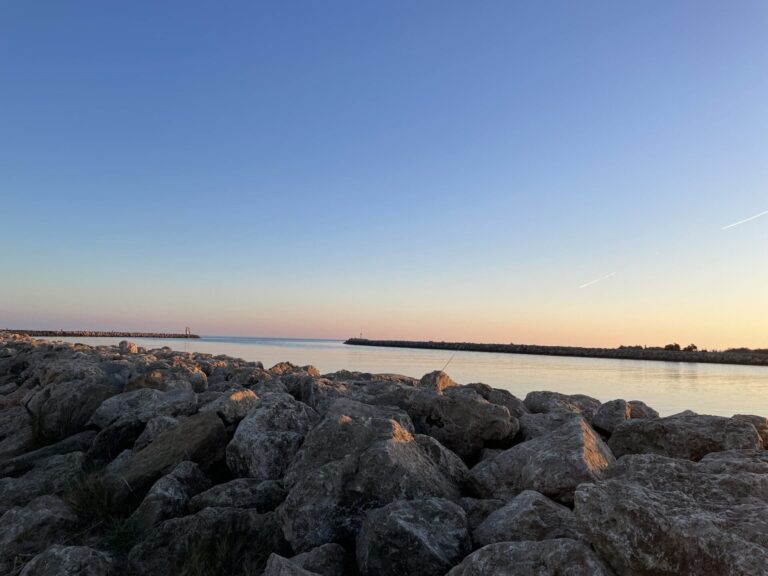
[128,508,288,576]
[575,451,768,575]
[459,497,504,532]
[24,378,119,442]
[608,414,762,461]
[592,399,659,435]
[263,554,321,576]
[199,387,259,427]
[226,393,318,481]
[0,452,87,513]
[733,414,768,448]
[469,417,614,503]
[190,478,286,512]
[473,490,579,547]
[278,399,465,552]
[0,496,78,574]
[128,461,210,533]
[524,391,601,422]
[290,543,351,576]
[418,370,457,393]
[20,545,115,576]
[102,411,226,505]
[356,498,471,576]
[132,415,178,451]
[518,412,581,441]
[119,340,139,355]
[88,388,196,429]
[0,406,34,461]
[446,539,614,576]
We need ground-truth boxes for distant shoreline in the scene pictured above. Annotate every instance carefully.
[4,329,200,339]
[344,338,768,367]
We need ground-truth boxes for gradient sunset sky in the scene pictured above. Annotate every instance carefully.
[2,1,767,348]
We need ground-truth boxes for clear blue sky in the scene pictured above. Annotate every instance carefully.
[2,1,767,348]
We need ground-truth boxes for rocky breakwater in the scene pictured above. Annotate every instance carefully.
[0,331,766,576]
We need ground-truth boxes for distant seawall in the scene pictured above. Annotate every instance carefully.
[344,338,768,367]
[3,330,201,339]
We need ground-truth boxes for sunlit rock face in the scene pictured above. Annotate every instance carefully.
[0,331,766,576]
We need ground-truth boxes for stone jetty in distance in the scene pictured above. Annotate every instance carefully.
[3,329,200,339]
[345,338,768,367]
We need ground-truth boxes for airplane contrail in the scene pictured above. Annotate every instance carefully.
[579,272,616,289]
[721,209,768,230]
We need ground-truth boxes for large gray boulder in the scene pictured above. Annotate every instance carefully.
[88,388,196,429]
[190,478,286,512]
[733,414,768,448]
[263,554,320,576]
[459,498,504,532]
[469,417,614,503]
[278,399,466,552]
[524,391,602,421]
[0,430,95,478]
[0,496,78,574]
[356,498,471,576]
[102,411,226,505]
[0,452,87,513]
[132,415,178,451]
[518,412,581,441]
[446,539,614,576]
[128,461,210,533]
[20,545,115,576]
[226,393,318,481]
[24,377,120,442]
[0,406,34,461]
[465,382,529,418]
[472,490,579,547]
[608,414,762,461]
[290,543,351,576]
[199,387,259,427]
[400,385,518,462]
[592,399,659,435]
[128,508,288,576]
[574,450,768,575]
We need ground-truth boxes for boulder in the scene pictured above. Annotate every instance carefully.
[119,340,139,355]
[592,399,659,435]
[199,387,259,427]
[465,383,529,418]
[445,539,614,576]
[733,414,768,448]
[404,386,518,461]
[290,543,351,576]
[575,450,768,575]
[469,417,614,503]
[459,498,504,532]
[356,498,471,576]
[102,411,226,505]
[132,415,178,451]
[278,399,465,552]
[0,430,95,478]
[518,412,581,441]
[0,496,78,574]
[0,452,87,513]
[472,490,579,547]
[24,378,119,442]
[88,388,196,429]
[0,406,34,461]
[226,393,318,481]
[608,414,762,461]
[418,370,457,393]
[128,461,210,533]
[128,508,288,576]
[190,479,286,512]
[263,554,320,576]
[524,391,601,421]
[20,545,115,576]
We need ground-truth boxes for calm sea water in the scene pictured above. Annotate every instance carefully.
[50,335,768,417]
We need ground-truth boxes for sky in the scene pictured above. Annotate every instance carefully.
[1,1,767,348]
